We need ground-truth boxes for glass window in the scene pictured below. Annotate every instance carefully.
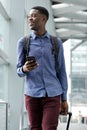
[0,14,9,52]
[71,41,87,74]
[0,0,10,15]
[72,77,85,91]
[0,2,10,101]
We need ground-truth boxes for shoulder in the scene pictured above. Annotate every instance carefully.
[50,35,63,46]
[17,36,26,50]
[17,35,30,46]
[17,36,25,44]
[57,37,62,44]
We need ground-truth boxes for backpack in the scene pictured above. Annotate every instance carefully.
[24,35,59,78]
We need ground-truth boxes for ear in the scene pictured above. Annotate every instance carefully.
[42,15,47,22]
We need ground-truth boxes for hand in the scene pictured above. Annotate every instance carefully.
[60,100,68,115]
[22,60,39,72]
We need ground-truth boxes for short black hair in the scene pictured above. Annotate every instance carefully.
[31,6,49,20]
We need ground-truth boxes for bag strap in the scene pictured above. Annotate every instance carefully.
[50,35,59,78]
[23,35,30,58]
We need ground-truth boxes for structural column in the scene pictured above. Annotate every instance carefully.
[8,0,25,130]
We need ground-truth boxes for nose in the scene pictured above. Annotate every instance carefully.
[27,15,32,21]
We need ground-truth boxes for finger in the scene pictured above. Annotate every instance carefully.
[27,64,38,71]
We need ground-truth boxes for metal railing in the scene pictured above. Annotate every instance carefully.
[0,100,9,130]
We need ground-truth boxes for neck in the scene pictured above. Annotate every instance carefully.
[34,28,46,36]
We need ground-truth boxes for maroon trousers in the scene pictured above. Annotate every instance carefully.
[25,95,60,130]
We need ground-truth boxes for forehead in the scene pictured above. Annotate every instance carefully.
[29,9,40,15]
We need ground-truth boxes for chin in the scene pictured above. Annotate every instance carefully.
[29,26,34,30]
[30,27,37,31]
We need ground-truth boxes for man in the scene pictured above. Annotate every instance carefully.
[17,6,68,130]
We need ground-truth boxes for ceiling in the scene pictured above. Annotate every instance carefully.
[51,0,87,40]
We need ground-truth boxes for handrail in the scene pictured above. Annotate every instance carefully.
[0,100,9,130]
[19,82,25,130]
[19,97,24,130]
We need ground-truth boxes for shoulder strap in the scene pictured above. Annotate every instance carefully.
[23,35,30,58]
[50,35,59,78]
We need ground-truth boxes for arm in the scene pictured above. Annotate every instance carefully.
[16,37,27,77]
[16,37,39,77]
[58,39,68,114]
[58,38,68,101]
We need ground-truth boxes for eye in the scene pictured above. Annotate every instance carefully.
[32,14,37,18]
[27,15,30,19]
[27,14,37,19]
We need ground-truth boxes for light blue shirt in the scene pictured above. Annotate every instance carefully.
[16,32,68,100]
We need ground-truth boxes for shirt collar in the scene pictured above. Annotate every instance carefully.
[30,31,50,40]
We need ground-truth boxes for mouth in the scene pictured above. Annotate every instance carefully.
[29,22,34,26]
[29,23,36,30]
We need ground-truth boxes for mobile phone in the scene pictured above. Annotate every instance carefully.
[26,56,36,62]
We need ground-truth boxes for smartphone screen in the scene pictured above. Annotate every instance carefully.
[26,56,36,62]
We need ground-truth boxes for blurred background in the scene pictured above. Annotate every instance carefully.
[0,0,87,130]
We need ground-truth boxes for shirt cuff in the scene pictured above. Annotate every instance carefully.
[61,93,67,101]
[17,67,26,77]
